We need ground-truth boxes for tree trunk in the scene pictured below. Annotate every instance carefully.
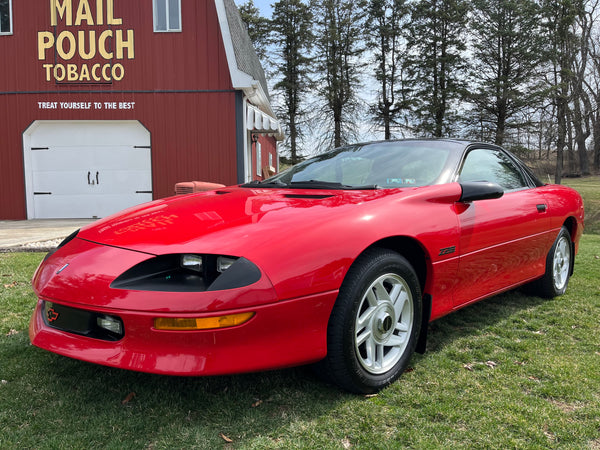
[594,112,600,171]
[555,83,568,184]
[572,98,590,175]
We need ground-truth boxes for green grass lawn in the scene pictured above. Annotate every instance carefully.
[1,236,599,449]
[564,175,600,234]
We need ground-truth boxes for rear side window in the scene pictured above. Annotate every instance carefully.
[459,148,529,191]
[0,0,12,35]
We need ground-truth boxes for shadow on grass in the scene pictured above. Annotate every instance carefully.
[423,289,547,354]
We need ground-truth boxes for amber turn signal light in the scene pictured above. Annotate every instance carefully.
[154,312,255,331]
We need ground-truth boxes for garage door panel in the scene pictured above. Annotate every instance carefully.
[32,170,98,193]
[107,170,153,192]
[33,193,153,219]
[91,147,151,169]
[78,170,153,195]
[32,170,152,195]
[31,148,95,172]
[30,122,150,148]
[32,147,151,172]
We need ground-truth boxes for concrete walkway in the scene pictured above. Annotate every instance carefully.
[0,219,96,252]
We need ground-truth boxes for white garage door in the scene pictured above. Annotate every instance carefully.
[23,121,152,219]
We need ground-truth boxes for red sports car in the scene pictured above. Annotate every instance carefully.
[30,139,584,393]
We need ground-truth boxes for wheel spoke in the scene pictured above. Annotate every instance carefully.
[388,283,403,303]
[395,321,409,333]
[356,306,376,330]
[365,336,376,367]
[393,289,408,319]
[373,280,391,303]
[356,328,371,346]
[386,333,406,347]
[375,343,384,369]
[366,288,379,307]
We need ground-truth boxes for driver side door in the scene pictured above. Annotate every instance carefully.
[453,147,551,307]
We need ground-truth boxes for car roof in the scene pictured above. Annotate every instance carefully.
[348,138,506,155]
[351,138,492,148]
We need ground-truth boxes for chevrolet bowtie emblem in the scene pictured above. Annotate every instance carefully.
[47,308,59,322]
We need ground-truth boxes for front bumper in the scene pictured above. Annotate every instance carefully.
[29,290,338,375]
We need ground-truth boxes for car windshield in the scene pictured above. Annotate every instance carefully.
[250,140,458,189]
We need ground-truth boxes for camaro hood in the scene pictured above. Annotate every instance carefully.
[77,186,399,256]
[50,183,464,303]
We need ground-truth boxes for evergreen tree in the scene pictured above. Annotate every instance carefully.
[468,0,545,146]
[366,0,411,139]
[406,0,469,137]
[238,0,271,62]
[270,0,314,164]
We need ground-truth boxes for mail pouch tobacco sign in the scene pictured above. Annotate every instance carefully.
[38,0,134,84]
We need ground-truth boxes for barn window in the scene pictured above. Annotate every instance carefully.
[0,0,12,35]
[153,0,181,32]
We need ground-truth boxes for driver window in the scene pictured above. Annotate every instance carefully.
[459,148,528,191]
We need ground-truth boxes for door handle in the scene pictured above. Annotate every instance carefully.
[87,171,91,185]
[96,171,99,185]
[536,204,547,213]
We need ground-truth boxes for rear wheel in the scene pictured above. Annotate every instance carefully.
[320,248,422,394]
[534,226,573,298]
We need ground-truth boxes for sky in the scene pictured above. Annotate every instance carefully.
[237,0,273,17]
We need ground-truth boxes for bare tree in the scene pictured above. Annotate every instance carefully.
[366,0,411,139]
[314,0,367,148]
[271,0,314,164]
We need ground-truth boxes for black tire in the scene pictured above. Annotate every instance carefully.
[533,226,573,298]
[319,248,422,394]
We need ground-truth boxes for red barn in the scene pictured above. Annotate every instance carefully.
[0,0,282,219]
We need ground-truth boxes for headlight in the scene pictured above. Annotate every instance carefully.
[217,256,237,272]
[97,315,124,335]
[110,254,261,292]
[181,254,203,272]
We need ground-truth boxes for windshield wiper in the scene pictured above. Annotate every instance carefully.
[289,180,379,190]
[241,179,289,188]
[241,179,379,190]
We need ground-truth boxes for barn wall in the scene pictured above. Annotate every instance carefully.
[0,0,242,219]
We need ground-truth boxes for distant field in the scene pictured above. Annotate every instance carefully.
[563,176,600,234]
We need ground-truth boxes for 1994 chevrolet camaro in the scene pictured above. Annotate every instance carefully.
[30,139,584,393]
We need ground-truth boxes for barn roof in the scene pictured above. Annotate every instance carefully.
[222,0,270,100]
[215,0,274,118]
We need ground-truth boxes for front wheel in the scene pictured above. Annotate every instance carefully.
[319,248,422,394]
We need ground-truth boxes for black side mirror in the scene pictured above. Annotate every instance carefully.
[459,181,504,202]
